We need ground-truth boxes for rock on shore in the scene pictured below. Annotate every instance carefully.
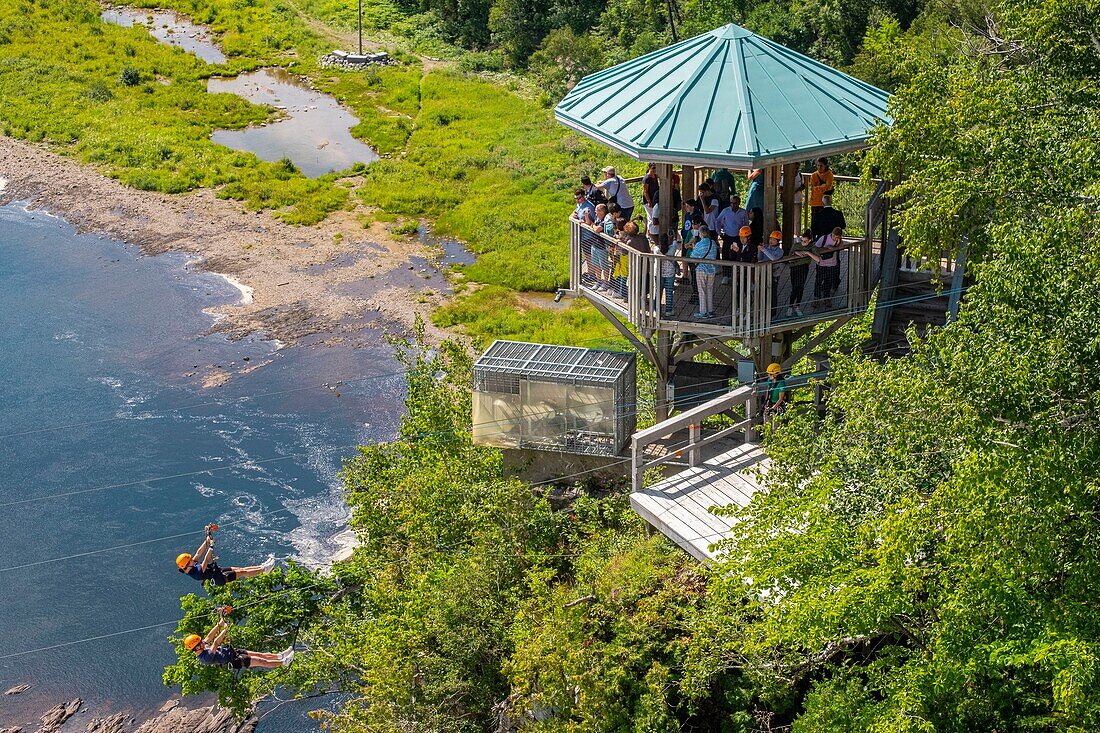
[1,699,256,733]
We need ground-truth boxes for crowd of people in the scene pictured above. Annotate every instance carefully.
[570,158,851,321]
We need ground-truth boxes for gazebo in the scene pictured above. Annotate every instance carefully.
[555,23,892,421]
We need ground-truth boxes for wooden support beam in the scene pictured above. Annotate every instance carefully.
[657,163,672,242]
[675,335,744,363]
[762,166,779,237]
[655,329,672,422]
[681,165,694,213]
[871,228,901,344]
[586,295,655,364]
[947,236,968,322]
[781,162,799,253]
[782,315,853,370]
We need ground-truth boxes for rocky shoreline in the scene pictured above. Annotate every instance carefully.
[0,137,449,378]
[1,696,255,733]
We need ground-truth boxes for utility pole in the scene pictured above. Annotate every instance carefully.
[358,0,363,55]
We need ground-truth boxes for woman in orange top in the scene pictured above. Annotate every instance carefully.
[808,157,835,212]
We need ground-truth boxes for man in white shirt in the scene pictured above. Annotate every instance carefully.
[595,166,635,222]
[715,194,749,262]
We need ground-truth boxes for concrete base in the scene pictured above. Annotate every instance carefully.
[502,448,630,485]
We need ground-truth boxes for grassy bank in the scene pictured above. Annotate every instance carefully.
[1,0,627,344]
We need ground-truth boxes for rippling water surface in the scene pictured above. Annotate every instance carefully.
[0,204,403,729]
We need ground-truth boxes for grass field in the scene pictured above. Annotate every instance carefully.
[0,0,633,344]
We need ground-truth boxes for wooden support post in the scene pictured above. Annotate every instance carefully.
[688,422,701,466]
[872,228,901,345]
[681,164,694,221]
[781,162,798,253]
[762,166,779,237]
[655,329,672,422]
[748,336,772,442]
[947,236,968,322]
[657,163,672,241]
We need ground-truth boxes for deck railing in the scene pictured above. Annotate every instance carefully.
[569,220,876,338]
[631,385,755,493]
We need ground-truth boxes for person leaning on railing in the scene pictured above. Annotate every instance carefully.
[572,188,599,291]
[759,231,786,312]
[804,226,845,308]
[786,230,815,317]
[586,203,613,292]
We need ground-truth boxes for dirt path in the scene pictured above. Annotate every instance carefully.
[0,137,449,354]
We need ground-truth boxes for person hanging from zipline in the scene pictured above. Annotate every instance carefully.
[183,609,294,670]
[175,523,274,586]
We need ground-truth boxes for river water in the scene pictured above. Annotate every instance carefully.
[0,203,405,729]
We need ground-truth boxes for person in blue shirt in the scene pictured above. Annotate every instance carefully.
[183,618,293,670]
[176,524,275,586]
[744,168,764,213]
[570,188,596,225]
[692,225,719,319]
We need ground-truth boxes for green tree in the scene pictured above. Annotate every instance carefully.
[687,0,1100,728]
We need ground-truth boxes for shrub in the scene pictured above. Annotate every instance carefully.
[86,81,113,101]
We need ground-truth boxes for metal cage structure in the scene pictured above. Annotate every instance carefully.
[472,341,637,456]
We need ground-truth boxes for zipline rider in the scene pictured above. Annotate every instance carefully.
[176,524,274,586]
[183,616,293,670]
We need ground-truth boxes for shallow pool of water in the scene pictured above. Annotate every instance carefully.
[100,7,226,64]
[417,225,476,267]
[208,69,379,178]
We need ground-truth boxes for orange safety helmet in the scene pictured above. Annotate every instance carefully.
[770,230,783,241]
[183,634,203,651]
[738,226,752,237]
[175,553,193,570]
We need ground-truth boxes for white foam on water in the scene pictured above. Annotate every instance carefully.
[193,482,222,498]
[218,273,254,305]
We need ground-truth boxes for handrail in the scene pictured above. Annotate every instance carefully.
[631,385,755,493]
[569,218,874,338]
[577,223,857,268]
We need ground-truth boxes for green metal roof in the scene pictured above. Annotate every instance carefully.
[555,24,892,168]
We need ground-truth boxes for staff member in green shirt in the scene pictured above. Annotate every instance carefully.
[763,362,789,419]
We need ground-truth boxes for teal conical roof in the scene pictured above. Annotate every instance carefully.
[555,24,891,168]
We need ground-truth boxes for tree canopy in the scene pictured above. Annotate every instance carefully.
[164,0,1100,728]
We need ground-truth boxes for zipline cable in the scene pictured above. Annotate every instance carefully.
[0,366,411,442]
[0,381,738,570]
[0,373,744,513]
[0,443,687,662]
[0,284,966,443]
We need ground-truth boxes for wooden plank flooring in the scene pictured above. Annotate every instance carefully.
[630,442,767,563]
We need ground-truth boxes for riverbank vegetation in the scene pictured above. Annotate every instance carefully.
[164,0,1100,727]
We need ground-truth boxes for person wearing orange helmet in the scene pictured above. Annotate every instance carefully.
[759,231,785,313]
[183,617,293,670]
[175,523,275,586]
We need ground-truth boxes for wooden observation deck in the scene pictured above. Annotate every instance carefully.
[628,385,766,562]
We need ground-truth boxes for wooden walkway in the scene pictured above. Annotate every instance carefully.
[630,442,767,562]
